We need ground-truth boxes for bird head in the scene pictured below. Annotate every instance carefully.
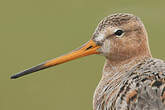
[11,13,151,79]
[92,13,151,62]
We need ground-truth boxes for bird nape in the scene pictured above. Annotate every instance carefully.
[11,13,165,110]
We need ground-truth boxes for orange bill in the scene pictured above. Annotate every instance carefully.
[11,39,100,79]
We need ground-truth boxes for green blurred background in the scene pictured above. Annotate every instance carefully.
[1,0,165,110]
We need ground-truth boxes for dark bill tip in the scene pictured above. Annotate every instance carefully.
[10,64,47,79]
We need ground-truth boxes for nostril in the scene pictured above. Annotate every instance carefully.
[86,46,93,50]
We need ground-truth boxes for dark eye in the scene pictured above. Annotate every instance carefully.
[114,29,124,37]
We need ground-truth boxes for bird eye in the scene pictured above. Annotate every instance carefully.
[114,29,124,37]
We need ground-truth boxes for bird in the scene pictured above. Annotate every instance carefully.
[11,13,165,110]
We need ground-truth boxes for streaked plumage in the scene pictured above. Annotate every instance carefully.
[93,13,165,110]
[11,13,165,110]
[94,58,165,110]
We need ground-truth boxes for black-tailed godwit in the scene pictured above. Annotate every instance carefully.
[11,13,165,110]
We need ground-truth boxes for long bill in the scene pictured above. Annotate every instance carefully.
[11,39,100,79]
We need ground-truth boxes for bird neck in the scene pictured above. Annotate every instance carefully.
[103,54,152,76]
[93,44,152,110]
[93,54,152,110]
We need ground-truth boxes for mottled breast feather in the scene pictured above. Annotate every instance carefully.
[115,58,165,110]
